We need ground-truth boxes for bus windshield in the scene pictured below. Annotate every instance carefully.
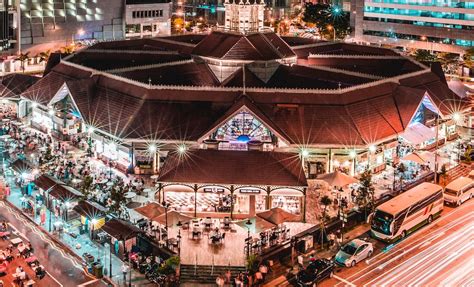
[444,188,458,196]
[372,210,393,235]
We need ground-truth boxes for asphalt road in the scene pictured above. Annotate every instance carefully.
[0,200,107,287]
[318,200,473,287]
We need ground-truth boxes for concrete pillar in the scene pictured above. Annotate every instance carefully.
[249,195,256,217]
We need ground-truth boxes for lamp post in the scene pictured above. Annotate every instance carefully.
[177,221,182,256]
[433,99,463,183]
[162,200,170,247]
[245,219,252,259]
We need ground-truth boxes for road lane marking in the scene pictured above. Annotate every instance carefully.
[337,206,474,286]
[46,271,64,287]
[333,275,356,287]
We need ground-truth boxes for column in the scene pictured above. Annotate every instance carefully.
[265,186,271,210]
[327,148,332,173]
[140,23,143,38]
[230,185,234,220]
[302,188,307,223]
[249,195,256,217]
[193,184,198,218]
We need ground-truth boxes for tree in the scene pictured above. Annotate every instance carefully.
[17,52,30,73]
[80,175,93,198]
[396,162,407,191]
[412,49,437,62]
[109,183,126,215]
[319,195,332,249]
[438,164,449,187]
[60,45,75,55]
[356,169,375,220]
[302,3,350,41]
[462,48,474,69]
[437,52,460,74]
[36,50,51,65]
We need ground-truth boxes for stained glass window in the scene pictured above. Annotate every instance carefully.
[214,110,273,143]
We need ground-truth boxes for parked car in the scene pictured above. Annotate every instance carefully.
[335,239,373,267]
[296,258,335,286]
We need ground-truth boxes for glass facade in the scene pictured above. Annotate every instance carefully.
[363,30,474,46]
[364,6,474,21]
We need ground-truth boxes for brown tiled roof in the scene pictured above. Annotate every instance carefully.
[192,31,296,61]
[100,219,143,240]
[49,185,83,201]
[33,174,63,191]
[159,149,307,187]
[90,38,193,53]
[1,74,39,98]
[67,51,190,71]
[114,62,219,86]
[266,65,372,89]
[73,200,107,218]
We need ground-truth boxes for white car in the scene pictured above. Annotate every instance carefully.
[335,239,373,267]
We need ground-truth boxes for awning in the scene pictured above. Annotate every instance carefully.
[401,123,436,145]
[49,185,83,202]
[257,207,299,225]
[33,174,63,191]
[100,219,143,240]
[10,159,33,174]
[73,200,107,218]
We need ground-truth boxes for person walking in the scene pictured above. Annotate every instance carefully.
[121,262,129,283]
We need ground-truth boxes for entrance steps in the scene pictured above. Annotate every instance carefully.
[447,164,471,181]
[180,264,246,284]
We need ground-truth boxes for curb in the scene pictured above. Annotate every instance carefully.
[3,198,117,286]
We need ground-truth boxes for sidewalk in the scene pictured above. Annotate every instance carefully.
[262,223,371,287]
[2,164,151,286]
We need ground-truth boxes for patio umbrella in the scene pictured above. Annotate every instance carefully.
[401,152,426,164]
[235,217,275,234]
[134,202,165,219]
[257,207,299,225]
[152,210,193,228]
[317,170,359,188]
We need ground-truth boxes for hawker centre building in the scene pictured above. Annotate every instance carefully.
[18,0,468,220]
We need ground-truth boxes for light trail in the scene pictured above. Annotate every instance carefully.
[366,224,472,286]
[335,209,473,286]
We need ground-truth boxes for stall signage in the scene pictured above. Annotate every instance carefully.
[203,188,225,193]
[239,189,261,194]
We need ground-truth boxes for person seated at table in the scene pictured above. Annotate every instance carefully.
[35,266,46,279]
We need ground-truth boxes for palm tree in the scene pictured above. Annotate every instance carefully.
[37,50,51,65]
[319,195,332,249]
[60,45,75,55]
[17,52,30,73]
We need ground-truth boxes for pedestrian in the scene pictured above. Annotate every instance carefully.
[216,275,225,287]
[121,262,128,283]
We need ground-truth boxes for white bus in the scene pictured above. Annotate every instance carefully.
[443,177,474,206]
[370,182,444,242]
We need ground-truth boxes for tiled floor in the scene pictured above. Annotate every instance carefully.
[165,219,316,267]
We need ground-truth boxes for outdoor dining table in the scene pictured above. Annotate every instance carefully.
[124,192,137,199]
[10,237,23,246]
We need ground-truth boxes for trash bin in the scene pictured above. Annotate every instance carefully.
[92,262,103,278]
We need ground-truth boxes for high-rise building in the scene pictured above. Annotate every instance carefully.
[0,0,9,50]
[1,0,174,55]
[351,0,474,54]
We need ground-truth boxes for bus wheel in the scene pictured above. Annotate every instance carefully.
[400,230,407,239]
[427,215,433,224]
[351,260,356,267]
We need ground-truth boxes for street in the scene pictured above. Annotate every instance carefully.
[0,200,106,286]
[318,200,474,287]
